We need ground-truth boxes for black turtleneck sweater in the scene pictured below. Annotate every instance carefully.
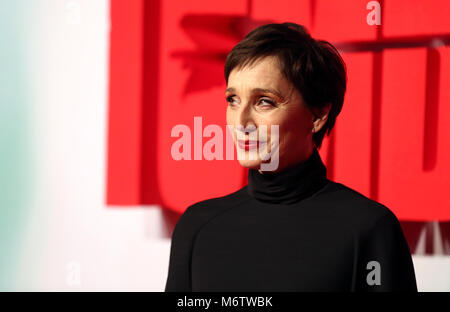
[165,148,417,292]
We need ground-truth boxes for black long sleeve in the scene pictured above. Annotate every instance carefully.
[165,148,417,292]
[164,205,195,291]
[354,211,417,291]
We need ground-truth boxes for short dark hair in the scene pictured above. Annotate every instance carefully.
[224,22,347,149]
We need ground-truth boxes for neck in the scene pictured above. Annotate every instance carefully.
[247,148,328,205]
[257,145,315,175]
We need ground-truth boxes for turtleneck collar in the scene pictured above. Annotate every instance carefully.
[246,148,329,205]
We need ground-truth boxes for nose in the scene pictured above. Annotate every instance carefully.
[235,101,257,137]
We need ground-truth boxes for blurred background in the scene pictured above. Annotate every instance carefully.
[0,0,449,291]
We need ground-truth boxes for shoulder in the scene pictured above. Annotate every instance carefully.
[318,181,401,232]
[182,186,249,219]
[172,186,250,237]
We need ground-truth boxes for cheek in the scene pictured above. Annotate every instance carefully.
[275,112,312,149]
[226,108,241,142]
[268,115,298,138]
[226,107,234,126]
[283,108,312,135]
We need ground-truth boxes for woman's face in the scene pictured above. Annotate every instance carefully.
[226,55,321,172]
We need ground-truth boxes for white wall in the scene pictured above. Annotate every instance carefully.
[14,0,171,291]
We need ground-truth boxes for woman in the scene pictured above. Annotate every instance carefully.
[165,22,417,292]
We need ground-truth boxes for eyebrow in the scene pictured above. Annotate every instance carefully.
[225,87,284,99]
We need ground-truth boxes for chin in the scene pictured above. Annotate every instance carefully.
[235,146,263,169]
[235,146,282,171]
[237,158,262,170]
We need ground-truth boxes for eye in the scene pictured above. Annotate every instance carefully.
[226,95,238,106]
[258,98,276,107]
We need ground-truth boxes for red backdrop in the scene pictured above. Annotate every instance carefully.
[106,0,450,222]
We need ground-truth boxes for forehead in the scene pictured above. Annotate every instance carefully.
[227,56,289,91]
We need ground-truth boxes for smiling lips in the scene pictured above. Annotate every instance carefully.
[237,139,267,150]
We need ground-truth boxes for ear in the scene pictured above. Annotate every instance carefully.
[311,103,332,133]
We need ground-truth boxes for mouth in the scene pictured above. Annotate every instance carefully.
[237,139,267,151]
